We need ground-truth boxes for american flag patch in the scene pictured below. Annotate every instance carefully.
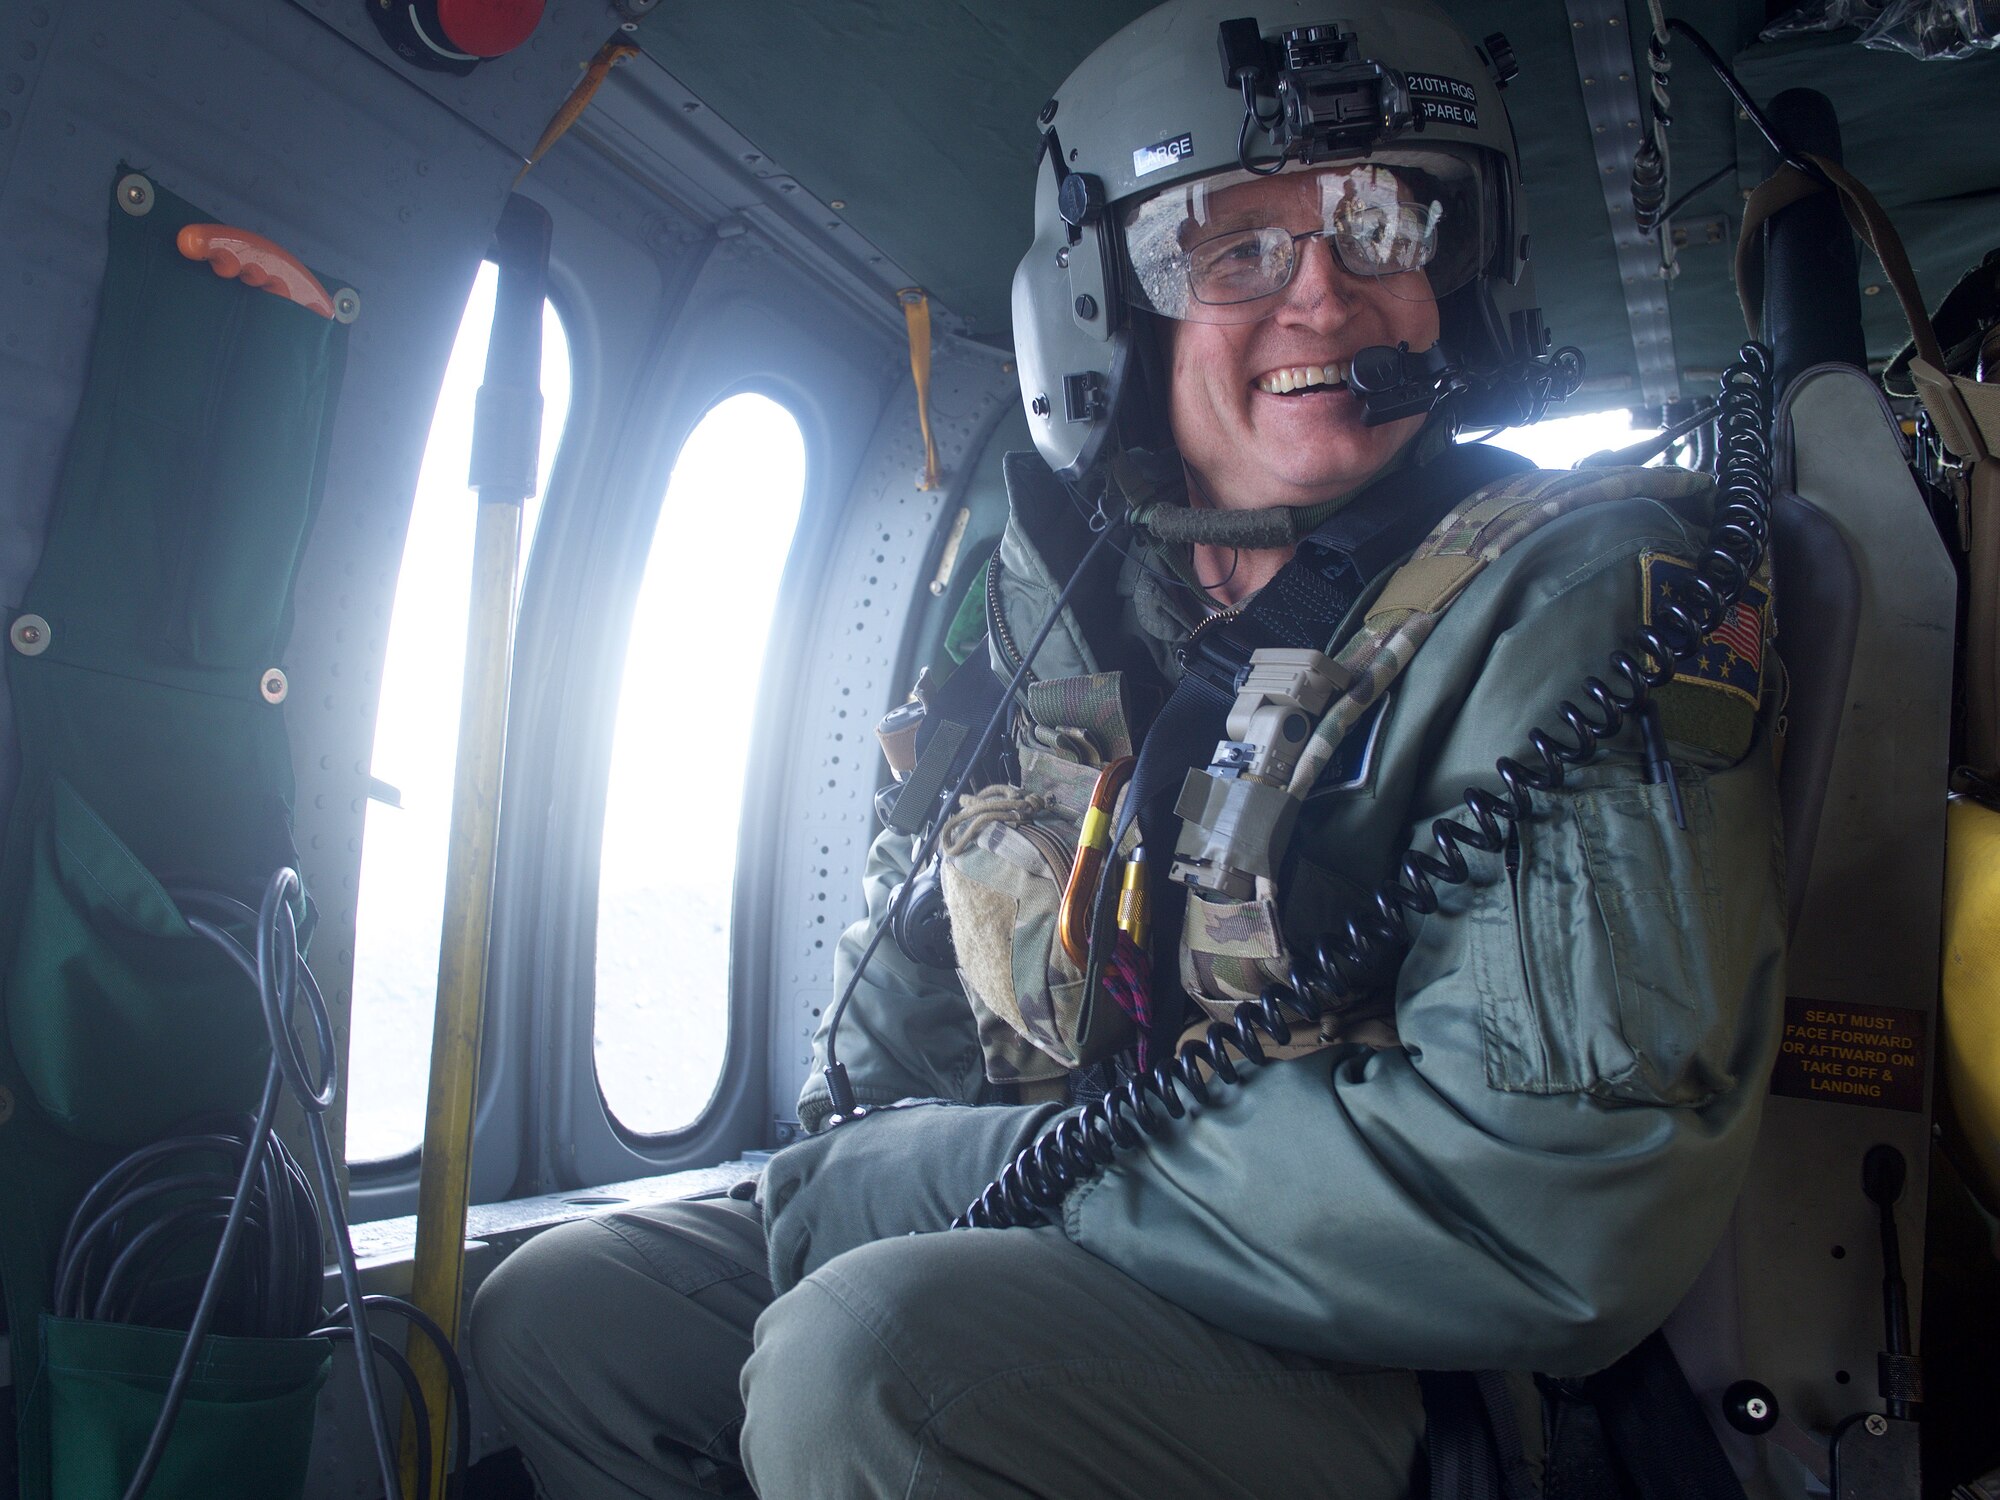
[1643,553,1769,707]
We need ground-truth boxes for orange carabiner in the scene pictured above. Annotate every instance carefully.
[176,224,334,318]
[1058,755,1135,968]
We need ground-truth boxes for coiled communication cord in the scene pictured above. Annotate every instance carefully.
[49,869,471,1500]
[955,341,1777,1231]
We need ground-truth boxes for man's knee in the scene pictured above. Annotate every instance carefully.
[739,1240,946,1495]
[469,1217,610,1420]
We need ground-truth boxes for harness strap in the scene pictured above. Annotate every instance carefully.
[887,649,1008,835]
[1555,1332,1748,1500]
[1286,464,1714,797]
[1418,1372,1509,1500]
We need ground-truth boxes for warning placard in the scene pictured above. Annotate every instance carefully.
[1769,997,1928,1112]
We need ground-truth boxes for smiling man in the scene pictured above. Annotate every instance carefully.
[1146,162,1447,601]
[471,3,1785,1497]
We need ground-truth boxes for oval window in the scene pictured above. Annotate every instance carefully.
[594,393,808,1135]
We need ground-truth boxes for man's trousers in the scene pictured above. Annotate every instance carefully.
[470,1196,1430,1499]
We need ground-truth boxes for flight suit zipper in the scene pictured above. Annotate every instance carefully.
[986,558,1031,682]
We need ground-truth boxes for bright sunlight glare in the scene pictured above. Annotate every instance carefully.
[346,263,570,1163]
[1482,406,1664,470]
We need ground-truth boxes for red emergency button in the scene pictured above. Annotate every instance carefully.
[435,0,545,57]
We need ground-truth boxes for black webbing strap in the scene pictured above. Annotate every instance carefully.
[1420,1372,1507,1500]
[1554,1332,1748,1500]
[1119,441,1532,1058]
[887,649,1010,834]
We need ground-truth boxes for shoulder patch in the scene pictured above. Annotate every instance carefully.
[1642,552,1769,707]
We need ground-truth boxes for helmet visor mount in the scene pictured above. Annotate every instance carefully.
[1121,151,1492,323]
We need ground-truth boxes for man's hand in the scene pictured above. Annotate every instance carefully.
[761,1100,1069,1294]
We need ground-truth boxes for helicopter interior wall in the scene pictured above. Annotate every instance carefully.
[0,0,534,1166]
[0,0,977,1216]
[457,151,937,1206]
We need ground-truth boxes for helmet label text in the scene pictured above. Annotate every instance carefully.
[1405,72,1479,129]
[1133,132,1196,178]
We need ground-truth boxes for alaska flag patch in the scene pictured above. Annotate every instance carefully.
[1643,552,1769,707]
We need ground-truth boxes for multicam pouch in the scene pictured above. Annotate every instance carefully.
[939,675,1137,1083]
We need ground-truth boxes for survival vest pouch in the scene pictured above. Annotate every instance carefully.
[1741,164,2000,1211]
[939,676,1140,1085]
[0,168,346,1499]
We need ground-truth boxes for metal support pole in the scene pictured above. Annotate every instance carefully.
[401,192,551,1500]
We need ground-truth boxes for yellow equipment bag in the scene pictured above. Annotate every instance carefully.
[1944,795,2000,1208]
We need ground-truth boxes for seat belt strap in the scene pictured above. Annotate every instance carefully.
[1571,1332,1747,1500]
[1419,1371,1507,1500]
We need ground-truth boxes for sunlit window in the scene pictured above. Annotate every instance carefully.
[594,394,808,1135]
[1482,408,1664,469]
[346,263,570,1164]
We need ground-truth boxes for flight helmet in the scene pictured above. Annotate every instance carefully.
[1014,0,1551,478]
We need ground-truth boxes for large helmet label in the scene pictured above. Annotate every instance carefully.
[1132,132,1196,178]
[1404,72,1479,129]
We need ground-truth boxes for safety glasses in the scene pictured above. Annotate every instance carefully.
[1122,153,1491,323]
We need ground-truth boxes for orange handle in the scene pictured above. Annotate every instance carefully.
[1059,755,1136,968]
[176,224,334,318]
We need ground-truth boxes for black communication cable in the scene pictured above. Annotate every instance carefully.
[1661,163,1735,230]
[955,343,1776,1231]
[819,516,1130,1117]
[1636,18,1835,261]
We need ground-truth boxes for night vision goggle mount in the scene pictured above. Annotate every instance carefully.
[1217,18,1413,165]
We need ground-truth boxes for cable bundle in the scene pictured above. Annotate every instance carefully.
[52,870,470,1500]
[54,1117,321,1339]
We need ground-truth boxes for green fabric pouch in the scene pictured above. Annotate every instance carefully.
[0,167,349,1497]
[39,1317,331,1500]
[7,776,265,1147]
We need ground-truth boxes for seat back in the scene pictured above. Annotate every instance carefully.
[1665,362,1955,1498]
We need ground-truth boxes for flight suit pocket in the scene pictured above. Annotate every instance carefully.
[1479,770,1740,1107]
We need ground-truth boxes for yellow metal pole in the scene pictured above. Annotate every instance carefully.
[399,495,520,1499]
[398,192,550,1500]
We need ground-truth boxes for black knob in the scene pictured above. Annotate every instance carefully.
[1038,97,1059,126]
[1483,32,1519,87]
[1074,294,1099,320]
[1058,172,1107,229]
[1723,1380,1780,1436]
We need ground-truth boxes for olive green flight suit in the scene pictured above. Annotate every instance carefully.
[470,458,1784,1499]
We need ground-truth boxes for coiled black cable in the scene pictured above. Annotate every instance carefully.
[48,869,473,1500]
[956,342,1776,1231]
